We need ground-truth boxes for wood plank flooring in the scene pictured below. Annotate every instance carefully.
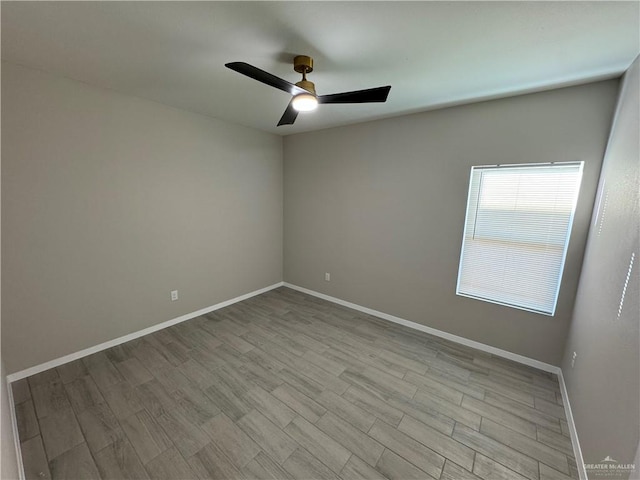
[12,287,579,480]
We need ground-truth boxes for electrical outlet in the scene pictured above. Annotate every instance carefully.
[571,351,577,368]
[325,273,331,282]
[171,290,179,301]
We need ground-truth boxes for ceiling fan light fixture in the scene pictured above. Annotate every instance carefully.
[291,93,318,112]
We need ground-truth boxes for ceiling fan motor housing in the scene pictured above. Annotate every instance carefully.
[295,79,316,95]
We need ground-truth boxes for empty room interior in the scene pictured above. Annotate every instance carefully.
[1,2,639,480]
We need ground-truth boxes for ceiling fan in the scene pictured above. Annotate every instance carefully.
[225,55,391,126]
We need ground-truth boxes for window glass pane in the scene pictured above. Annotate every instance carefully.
[456,162,583,315]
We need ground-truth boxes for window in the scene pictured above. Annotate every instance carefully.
[456,162,583,315]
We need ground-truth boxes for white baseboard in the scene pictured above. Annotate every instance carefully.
[6,282,284,383]
[284,282,560,374]
[6,280,584,480]
[557,369,587,480]
[6,381,25,480]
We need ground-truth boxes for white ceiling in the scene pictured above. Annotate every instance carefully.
[2,2,639,135]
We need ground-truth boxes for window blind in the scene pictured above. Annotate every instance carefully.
[456,162,584,315]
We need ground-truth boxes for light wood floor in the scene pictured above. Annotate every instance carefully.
[13,287,579,480]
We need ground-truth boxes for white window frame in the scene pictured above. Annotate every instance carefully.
[456,161,584,316]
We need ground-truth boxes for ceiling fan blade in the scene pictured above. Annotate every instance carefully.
[277,101,299,126]
[225,62,308,96]
[318,86,391,104]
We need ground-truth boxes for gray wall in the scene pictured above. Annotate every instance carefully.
[284,80,619,365]
[2,113,20,477]
[2,62,283,374]
[561,57,639,477]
